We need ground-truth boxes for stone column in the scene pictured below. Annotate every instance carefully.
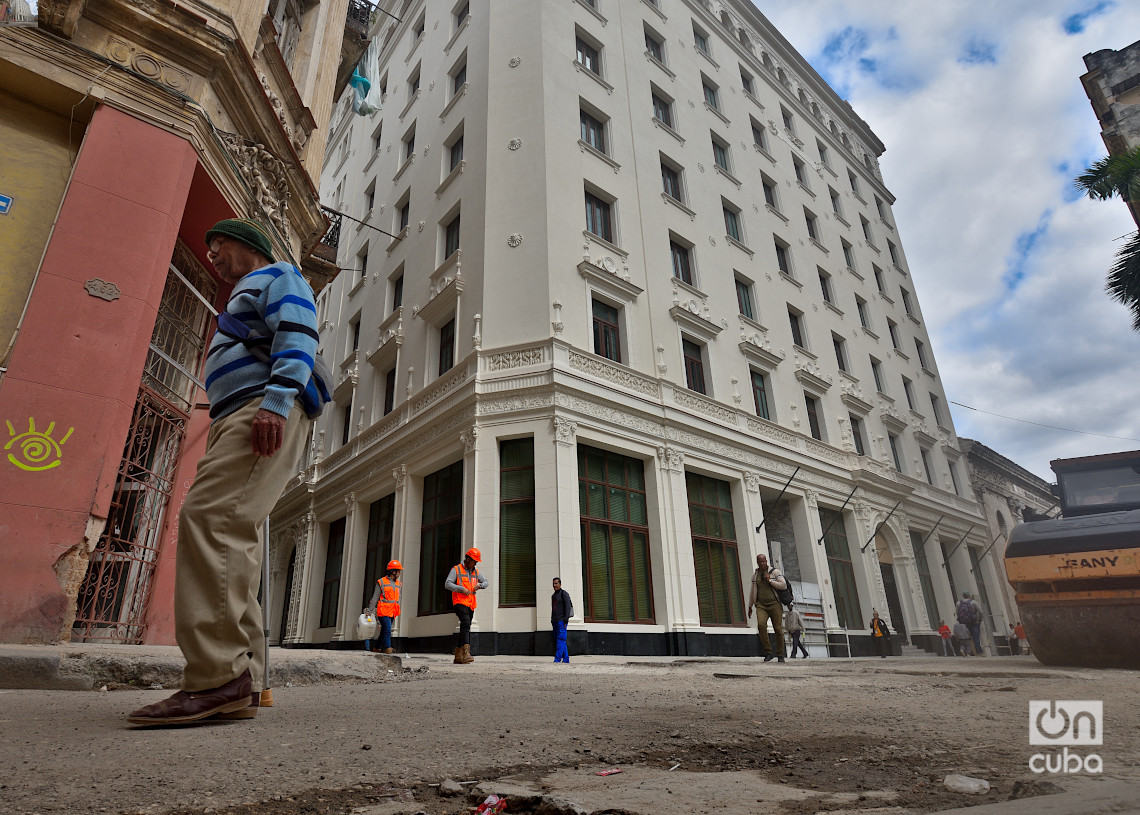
[548,417,585,637]
[335,492,362,640]
[655,446,701,633]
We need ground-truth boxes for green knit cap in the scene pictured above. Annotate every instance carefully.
[205,218,276,263]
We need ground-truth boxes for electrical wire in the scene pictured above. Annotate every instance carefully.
[949,401,1140,443]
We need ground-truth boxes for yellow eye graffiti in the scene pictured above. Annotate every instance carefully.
[5,418,74,472]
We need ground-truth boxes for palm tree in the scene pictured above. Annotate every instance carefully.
[1075,147,1140,330]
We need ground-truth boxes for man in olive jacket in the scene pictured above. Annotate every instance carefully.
[747,552,788,662]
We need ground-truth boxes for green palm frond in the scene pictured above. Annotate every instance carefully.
[1076,147,1140,202]
[1105,231,1140,331]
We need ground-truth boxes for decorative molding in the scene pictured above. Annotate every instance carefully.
[507,233,523,247]
[105,37,191,93]
[508,138,523,150]
[744,471,761,493]
[657,446,685,472]
[218,131,291,242]
[568,351,660,397]
[509,56,522,68]
[553,417,577,446]
[487,347,545,370]
[672,387,738,424]
[412,366,469,413]
[460,427,478,454]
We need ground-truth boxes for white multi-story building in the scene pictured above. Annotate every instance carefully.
[269,0,992,657]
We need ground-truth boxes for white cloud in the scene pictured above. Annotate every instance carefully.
[755,1,1140,479]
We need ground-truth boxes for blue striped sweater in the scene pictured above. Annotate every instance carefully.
[204,262,320,421]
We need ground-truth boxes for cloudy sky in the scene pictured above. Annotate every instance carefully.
[754,1,1140,482]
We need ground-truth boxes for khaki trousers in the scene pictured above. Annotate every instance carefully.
[175,400,310,691]
[754,602,785,657]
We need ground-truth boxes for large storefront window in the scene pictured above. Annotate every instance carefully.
[320,518,345,628]
[578,445,654,622]
[499,438,536,606]
[362,494,395,610]
[687,473,746,626]
[418,461,464,615]
[909,529,940,628]
[819,508,862,629]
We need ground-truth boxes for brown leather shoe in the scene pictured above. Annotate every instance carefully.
[214,692,258,720]
[383,647,394,654]
[127,669,252,726]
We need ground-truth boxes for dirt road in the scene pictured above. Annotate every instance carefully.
[1,654,1136,815]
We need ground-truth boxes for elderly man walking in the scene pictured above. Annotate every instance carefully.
[128,219,319,726]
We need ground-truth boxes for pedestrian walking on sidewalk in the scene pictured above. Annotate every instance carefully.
[128,219,320,726]
[551,577,573,663]
[938,620,954,657]
[366,560,403,653]
[870,610,891,658]
[956,591,985,656]
[952,620,974,656]
[446,548,487,664]
[784,602,809,659]
[747,553,787,662]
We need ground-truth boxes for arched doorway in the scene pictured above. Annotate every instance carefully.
[875,533,907,641]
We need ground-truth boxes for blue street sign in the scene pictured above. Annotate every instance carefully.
[0,194,12,215]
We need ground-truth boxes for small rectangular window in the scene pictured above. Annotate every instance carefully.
[703,81,719,110]
[693,26,709,55]
[817,139,831,168]
[805,209,818,241]
[452,63,467,95]
[752,119,768,151]
[723,206,742,242]
[888,433,902,472]
[901,287,915,317]
[592,299,621,362]
[788,309,805,349]
[455,1,470,26]
[888,240,902,267]
[741,69,754,95]
[449,135,464,171]
[841,239,855,270]
[399,200,410,231]
[871,357,885,393]
[830,188,842,217]
[887,319,900,350]
[902,377,916,410]
[736,278,755,320]
[585,190,613,242]
[804,391,823,440]
[670,239,692,285]
[781,106,795,134]
[444,212,461,258]
[661,161,682,201]
[391,274,403,311]
[580,109,606,153]
[818,270,833,304]
[761,176,777,209]
[438,317,455,375]
[645,28,664,62]
[855,296,870,329]
[576,36,601,75]
[930,393,944,425]
[921,448,935,485]
[793,157,808,186]
[751,370,771,419]
[915,338,930,370]
[383,367,397,415]
[833,335,848,373]
[652,92,673,127]
[873,265,886,294]
[712,137,729,171]
[848,168,860,195]
[861,216,874,244]
[683,338,706,394]
[774,239,791,276]
[849,414,865,455]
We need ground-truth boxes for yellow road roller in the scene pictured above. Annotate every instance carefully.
[1005,450,1140,669]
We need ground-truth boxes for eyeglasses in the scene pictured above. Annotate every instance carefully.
[207,237,227,258]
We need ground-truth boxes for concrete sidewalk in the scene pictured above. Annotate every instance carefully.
[0,643,403,690]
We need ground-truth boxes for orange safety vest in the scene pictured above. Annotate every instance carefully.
[377,577,401,618]
[451,563,480,610]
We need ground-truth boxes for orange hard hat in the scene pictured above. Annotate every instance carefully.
[465,547,482,562]
[387,560,403,570]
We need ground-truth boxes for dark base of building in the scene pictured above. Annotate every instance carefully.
[285,630,910,658]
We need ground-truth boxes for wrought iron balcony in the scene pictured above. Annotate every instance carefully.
[346,0,373,34]
[320,206,343,250]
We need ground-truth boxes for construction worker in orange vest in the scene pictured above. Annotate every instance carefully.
[365,560,402,654]
[445,548,487,664]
